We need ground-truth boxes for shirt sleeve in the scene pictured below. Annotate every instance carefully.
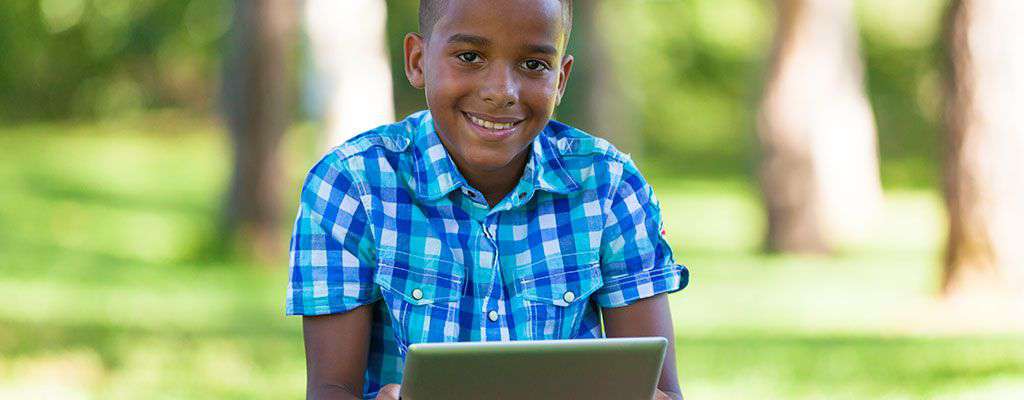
[593,159,689,308]
[286,155,379,316]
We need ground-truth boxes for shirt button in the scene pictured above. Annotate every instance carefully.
[563,291,576,303]
[411,288,424,300]
[488,310,499,322]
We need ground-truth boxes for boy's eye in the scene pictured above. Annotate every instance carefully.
[457,52,481,63]
[521,60,549,72]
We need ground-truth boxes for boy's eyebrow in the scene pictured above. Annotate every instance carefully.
[446,33,491,47]
[524,44,558,57]
[446,33,558,57]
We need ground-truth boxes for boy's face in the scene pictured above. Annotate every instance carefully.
[404,0,573,177]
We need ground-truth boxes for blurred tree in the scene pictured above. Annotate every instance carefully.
[221,0,298,262]
[384,1,428,117]
[757,0,883,253]
[304,0,394,151]
[857,0,947,189]
[559,1,640,155]
[0,0,228,121]
[941,0,1024,298]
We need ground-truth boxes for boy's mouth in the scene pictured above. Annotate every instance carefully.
[462,111,523,140]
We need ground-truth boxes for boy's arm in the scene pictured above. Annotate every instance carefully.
[602,294,683,400]
[303,304,374,400]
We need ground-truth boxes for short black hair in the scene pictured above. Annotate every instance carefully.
[418,0,573,46]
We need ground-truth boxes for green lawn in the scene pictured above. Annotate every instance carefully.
[1,118,1021,399]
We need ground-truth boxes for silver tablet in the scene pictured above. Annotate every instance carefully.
[400,337,668,400]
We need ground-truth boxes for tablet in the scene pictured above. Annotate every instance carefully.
[400,337,668,400]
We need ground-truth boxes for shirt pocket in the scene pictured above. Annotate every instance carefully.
[515,257,603,340]
[374,254,465,353]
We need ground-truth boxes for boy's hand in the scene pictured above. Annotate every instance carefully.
[374,384,401,400]
[655,388,683,400]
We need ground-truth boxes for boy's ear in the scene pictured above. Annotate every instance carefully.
[404,33,426,89]
[555,54,574,106]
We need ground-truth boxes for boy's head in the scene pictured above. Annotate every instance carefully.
[418,0,573,46]
[404,0,575,180]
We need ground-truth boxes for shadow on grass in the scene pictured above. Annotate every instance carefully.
[0,233,169,281]
[3,169,249,265]
[0,314,300,371]
[21,169,214,218]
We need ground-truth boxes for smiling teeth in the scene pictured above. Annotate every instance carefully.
[469,115,515,130]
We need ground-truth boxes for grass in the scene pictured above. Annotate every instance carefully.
[1,117,1022,399]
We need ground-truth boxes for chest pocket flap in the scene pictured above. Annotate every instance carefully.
[374,254,465,306]
[517,259,603,307]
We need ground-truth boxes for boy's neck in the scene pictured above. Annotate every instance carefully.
[457,148,530,208]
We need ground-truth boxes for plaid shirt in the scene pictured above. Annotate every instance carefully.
[287,110,689,399]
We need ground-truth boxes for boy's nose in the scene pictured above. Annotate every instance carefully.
[480,66,518,108]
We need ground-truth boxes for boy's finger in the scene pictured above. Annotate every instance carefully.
[376,383,401,400]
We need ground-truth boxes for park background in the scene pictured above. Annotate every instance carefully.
[1,0,1022,398]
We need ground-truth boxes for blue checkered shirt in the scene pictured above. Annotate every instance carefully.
[287,110,689,399]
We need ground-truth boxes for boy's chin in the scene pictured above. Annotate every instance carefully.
[461,150,523,173]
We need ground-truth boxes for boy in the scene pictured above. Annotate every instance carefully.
[287,1,689,399]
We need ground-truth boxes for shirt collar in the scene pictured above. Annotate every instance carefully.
[528,125,580,195]
[412,112,468,201]
[411,111,580,202]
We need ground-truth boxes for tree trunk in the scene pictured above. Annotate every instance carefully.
[560,1,640,155]
[941,0,1024,298]
[757,0,883,254]
[304,0,394,151]
[221,0,298,262]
